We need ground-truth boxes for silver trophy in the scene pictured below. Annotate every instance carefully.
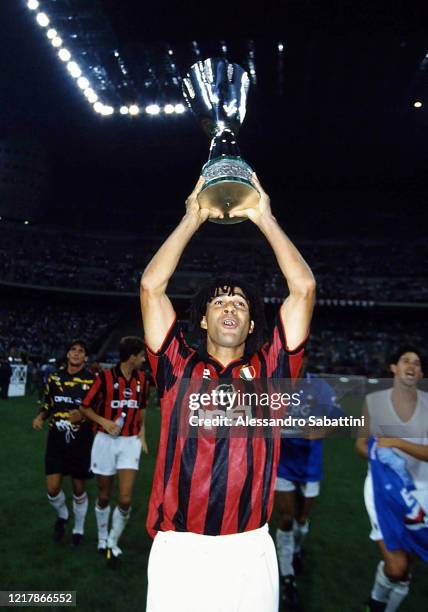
[182,58,260,224]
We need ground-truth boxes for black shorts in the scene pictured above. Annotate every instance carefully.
[45,426,94,480]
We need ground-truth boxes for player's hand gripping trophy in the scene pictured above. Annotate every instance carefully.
[182,58,260,224]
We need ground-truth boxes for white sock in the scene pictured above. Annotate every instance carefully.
[293,519,309,554]
[95,503,111,545]
[276,528,294,576]
[385,580,410,612]
[107,506,131,551]
[72,492,88,535]
[371,562,396,603]
[47,490,69,520]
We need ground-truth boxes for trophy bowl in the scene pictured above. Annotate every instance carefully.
[182,58,260,224]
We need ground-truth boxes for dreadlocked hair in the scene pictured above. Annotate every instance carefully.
[189,276,266,355]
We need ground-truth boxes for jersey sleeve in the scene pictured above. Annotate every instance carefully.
[145,317,193,399]
[81,371,104,410]
[260,312,307,380]
[40,373,54,415]
[139,371,148,409]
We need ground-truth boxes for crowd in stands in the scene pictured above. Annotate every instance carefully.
[0,303,117,361]
[0,223,426,303]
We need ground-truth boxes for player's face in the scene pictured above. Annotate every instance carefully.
[201,287,254,349]
[390,352,423,386]
[131,350,146,370]
[67,345,87,368]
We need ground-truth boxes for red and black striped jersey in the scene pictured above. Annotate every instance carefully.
[146,314,306,538]
[81,366,147,436]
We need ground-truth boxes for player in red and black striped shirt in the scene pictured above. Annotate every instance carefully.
[141,175,315,612]
[80,336,148,566]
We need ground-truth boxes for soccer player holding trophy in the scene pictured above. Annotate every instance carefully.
[141,58,316,611]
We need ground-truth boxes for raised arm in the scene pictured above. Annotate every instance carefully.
[230,175,316,350]
[141,177,214,352]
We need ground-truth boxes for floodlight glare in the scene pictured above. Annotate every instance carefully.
[77,76,90,90]
[120,106,129,115]
[27,0,39,10]
[36,12,50,27]
[164,104,175,114]
[58,48,71,62]
[414,101,422,108]
[129,104,139,115]
[146,104,161,115]
[84,88,98,103]
[278,42,284,52]
[67,61,82,78]
[51,36,62,48]
[101,105,114,116]
[174,103,185,114]
[93,102,103,113]
[47,28,57,39]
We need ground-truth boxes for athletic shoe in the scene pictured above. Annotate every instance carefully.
[97,540,107,555]
[293,552,303,575]
[365,598,387,611]
[106,546,122,569]
[52,517,68,542]
[71,533,83,546]
[280,575,300,611]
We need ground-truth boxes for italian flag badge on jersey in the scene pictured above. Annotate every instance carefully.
[239,365,256,380]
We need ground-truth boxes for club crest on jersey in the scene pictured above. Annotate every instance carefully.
[239,365,256,381]
[114,382,119,389]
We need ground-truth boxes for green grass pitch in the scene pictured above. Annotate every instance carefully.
[0,395,427,611]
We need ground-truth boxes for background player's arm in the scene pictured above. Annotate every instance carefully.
[32,374,53,429]
[377,437,428,461]
[79,405,120,436]
[230,175,316,350]
[138,409,148,454]
[355,401,370,458]
[141,177,212,352]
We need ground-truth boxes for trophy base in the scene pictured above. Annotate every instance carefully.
[198,179,260,224]
[198,156,260,224]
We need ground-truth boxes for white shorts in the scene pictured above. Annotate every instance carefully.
[90,432,142,476]
[146,524,279,612]
[275,477,320,498]
[364,472,383,541]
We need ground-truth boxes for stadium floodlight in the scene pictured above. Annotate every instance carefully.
[146,104,161,115]
[58,48,71,62]
[51,36,62,48]
[47,28,57,39]
[174,103,185,114]
[128,104,139,115]
[77,76,90,90]
[27,0,39,10]
[36,12,50,27]
[84,89,98,103]
[67,61,82,78]
[120,105,129,115]
[93,101,104,113]
[24,220,29,225]
[414,101,422,108]
[278,42,284,52]
[101,105,114,116]
[164,104,175,114]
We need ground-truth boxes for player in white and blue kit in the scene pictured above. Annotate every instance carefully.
[275,356,342,610]
[356,346,428,612]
